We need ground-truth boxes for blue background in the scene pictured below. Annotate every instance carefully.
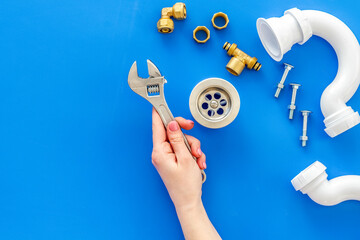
[1,0,360,239]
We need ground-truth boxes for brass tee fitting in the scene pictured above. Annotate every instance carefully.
[223,42,261,76]
[157,2,186,33]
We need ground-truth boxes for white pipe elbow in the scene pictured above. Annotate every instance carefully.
[256,8,360,137]
[291,161,360,206]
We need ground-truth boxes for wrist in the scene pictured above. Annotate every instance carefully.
[175,199,221,240]
[175,199,204,216]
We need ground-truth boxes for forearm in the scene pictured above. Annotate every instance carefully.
[175,201,221,240]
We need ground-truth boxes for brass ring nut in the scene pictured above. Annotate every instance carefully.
[193,26,210,43]
[212,12,229,30]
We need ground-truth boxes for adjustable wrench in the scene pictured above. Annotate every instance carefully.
[128,59,206,183]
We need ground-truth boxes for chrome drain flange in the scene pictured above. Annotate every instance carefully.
[189,78,240,129]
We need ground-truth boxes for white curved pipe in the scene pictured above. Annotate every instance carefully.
[291,161,360,206]
[256,8,360,137]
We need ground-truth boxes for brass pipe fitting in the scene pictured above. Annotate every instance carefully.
[223,42,261,76]
[212,12,229,30]
[157,2,186,33]
[193,26,210,43]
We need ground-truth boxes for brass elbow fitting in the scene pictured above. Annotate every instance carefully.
[223,42,261,76]
[157,2,186,33]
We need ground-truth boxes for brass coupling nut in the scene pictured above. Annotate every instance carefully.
[157,2,186,33]
[193,26,210,43]
[223,42,261,76]
[212,12,229,30]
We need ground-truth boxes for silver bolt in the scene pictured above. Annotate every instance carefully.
[300,110,311,147]
[275,63,294,98]
[288,83,301,119]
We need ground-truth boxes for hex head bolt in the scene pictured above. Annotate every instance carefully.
[275,63,294,98]
[288,83,301,119]
[300,111,311,147]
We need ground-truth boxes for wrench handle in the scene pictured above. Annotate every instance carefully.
[182,132,207,183]
[154,104,206,183]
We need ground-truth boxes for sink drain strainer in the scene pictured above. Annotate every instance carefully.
[189,78,240,128]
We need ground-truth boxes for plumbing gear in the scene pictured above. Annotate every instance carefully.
[128,59,206,183]
[288,83,301,119]
[223,42,261,76]
[257,8,360,137]
[193,26,210,43]
[189,78,240,129]
[157,2,186,33]
[292,161,360,206]
[275,63,294,98]
[300,110,311,147]
[212,12,229,30]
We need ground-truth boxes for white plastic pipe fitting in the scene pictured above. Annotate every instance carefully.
[292,161,360,206]
[257,8,360,137]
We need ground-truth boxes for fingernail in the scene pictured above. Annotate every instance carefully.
[202,162,207,169]
[197,148,202,156]
[188,120,194,125]
[169,121,179,132]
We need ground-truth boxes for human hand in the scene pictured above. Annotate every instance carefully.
[151,108,206,210]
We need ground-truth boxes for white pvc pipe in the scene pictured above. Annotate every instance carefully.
[256,8,360,137]
[291,161,360,206]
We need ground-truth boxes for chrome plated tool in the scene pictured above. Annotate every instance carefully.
[128,59,206,183]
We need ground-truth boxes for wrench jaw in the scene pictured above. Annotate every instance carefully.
[128,61,152,100]
[128,60,167,103]
[128,61,147,98]
[147,59,162,79]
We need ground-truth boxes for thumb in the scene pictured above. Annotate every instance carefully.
[167,121,191,161]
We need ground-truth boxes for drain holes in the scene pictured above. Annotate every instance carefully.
[205,94,212,101]
[208,110,215,117]
[220,99,227,106]
[202,102,209,110]
[214,92,221,99]
[217,108,224,115]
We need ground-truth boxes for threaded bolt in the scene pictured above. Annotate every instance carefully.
[300,110,311,147]
[253,62,261,71]
[288,83,301,119]
[275,63,294,98]
[223,42,231,51]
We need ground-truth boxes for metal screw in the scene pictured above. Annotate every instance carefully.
[288,83,301,119]
[300,110,311,147]
[210,100,218,109]
[275,63,294,98]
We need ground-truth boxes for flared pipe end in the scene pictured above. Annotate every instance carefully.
[256,8,312,62]
[256,18,284,61]
[291,161,327,193]
[324,107,360,137]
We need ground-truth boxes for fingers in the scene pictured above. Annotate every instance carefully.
[175,117,194,130]
[185,135,206,170]
[184,134,202,158]
[152,108,166,147]
[196,153,207,170]
[166,121,192,162]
